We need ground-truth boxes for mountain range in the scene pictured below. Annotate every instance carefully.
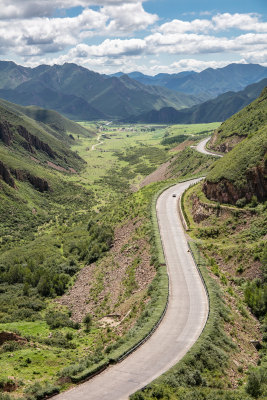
[116,63,267,100]
[125,78,267,124]
[0,61,199,121]
[0,61,267,122]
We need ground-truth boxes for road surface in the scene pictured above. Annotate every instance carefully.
[54,178,209,400]
[91,134,104,151]
[194,136,223,157]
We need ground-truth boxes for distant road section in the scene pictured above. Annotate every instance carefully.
[194,136,223,157]
[54,179,209,400]
[91,134,104,150]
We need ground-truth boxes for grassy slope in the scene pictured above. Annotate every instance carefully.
[0,98,95,139]
[0,102,87,172]
[206,127,267,187]
[209,87,267,152]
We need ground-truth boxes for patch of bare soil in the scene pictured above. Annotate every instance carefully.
[30,156,40,163]
[0,331,27,345]
[170,139,194,153]
[46,161,68,172]
[56,218,155,325]
[140,161,171,188]
[139,140,194,188]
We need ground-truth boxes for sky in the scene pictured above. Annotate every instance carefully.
[0,0,266,75]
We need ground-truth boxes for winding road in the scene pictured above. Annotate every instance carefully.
[91,134,104,151]
[54,176,209,400]
[193,136,223,157]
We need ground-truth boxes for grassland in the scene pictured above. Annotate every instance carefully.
[0,118,219,399]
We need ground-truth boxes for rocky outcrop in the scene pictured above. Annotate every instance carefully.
[17,125,56,159]
[209,129,247,153]
[27,174,49,192]
[203,161,267,205]
[0,161,15,188]
[0,120,13,145]
[11,168,49,192]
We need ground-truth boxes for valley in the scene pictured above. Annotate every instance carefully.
[0,70,266,400]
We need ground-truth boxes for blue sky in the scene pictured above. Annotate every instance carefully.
[0,0,266,75]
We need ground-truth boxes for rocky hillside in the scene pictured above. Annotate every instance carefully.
[203,88,267,205]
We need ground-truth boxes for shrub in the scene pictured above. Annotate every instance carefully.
[246,367,267,398]
[83,313,92,332]
[45,311,76,329]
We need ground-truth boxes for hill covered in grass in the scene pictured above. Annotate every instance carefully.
[209,86,267,152]
[0,99,94,140]
[0,98,94,201]
[203,88,267,205]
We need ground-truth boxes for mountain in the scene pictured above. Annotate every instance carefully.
[121,64,267,100]
[0,98,89,191]
[126,78,267,124]
[0,61,200,120]
[203,87,267,205]
[0,98,94,140]
[111,70,196,88]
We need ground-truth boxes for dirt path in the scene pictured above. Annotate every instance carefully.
[91,134,104,150]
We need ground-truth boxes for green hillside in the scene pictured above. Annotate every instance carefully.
[203,88,267,205]
[0,100,92,214]
[0,99,94,140]
[209,86,267,152]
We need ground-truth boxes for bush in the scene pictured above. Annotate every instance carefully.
[24,382,60,400]
[83,313,92,332]
[246,367,267,398]
[45,311,77,330]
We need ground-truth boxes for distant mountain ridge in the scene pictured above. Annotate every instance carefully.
[118,63,267,100]
[0,61,199,121]
[125,78,267,124]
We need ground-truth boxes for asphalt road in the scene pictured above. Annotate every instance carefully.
[54,178,209,400]
[194,136,223,157]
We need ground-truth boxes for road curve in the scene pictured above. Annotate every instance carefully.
[54,178,209,400]
[91,134,104,151]
[194,136,223,157]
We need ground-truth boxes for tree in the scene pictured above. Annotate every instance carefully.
[83,313,92,332]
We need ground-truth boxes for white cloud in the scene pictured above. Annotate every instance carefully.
[0,8,108,56]
[0,6,266,75]
[212,13,267,33]
[102,2,158,34]
[159,13,267,35]
[0,0,140,19]
[64,38,146,58]
[0,2,157,57]
[159,19,213,34]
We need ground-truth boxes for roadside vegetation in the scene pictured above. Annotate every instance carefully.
[1,98,264,400]
[131,181,266,400]
[0,114,216,398]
